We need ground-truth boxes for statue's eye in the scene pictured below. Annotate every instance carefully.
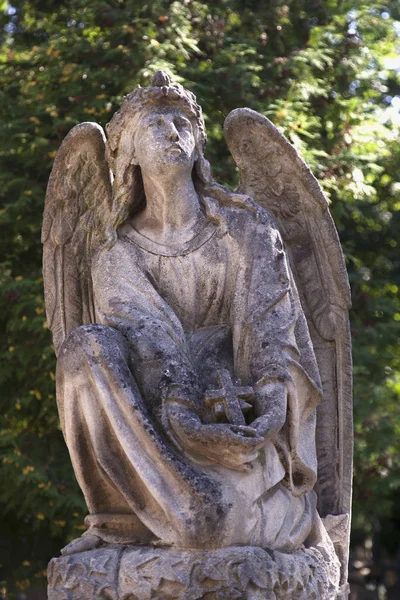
[175,118,190,130]
[149,117,164,127]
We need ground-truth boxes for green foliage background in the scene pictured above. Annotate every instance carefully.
[0,0,399,594]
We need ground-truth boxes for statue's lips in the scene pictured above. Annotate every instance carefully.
[167,145,183,156]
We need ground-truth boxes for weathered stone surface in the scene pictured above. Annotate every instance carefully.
[42,71,352,598]
[49,545,339,600]
[48,548,121,599]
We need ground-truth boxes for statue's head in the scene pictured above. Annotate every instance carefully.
[104,72,254,242]
[107,71,206,157]
[105,72,211,229]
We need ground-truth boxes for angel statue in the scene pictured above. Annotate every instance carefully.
[43,72,352,600]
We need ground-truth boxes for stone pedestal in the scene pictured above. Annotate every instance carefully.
[48,544,344,599]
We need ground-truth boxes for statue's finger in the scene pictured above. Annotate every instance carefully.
[230,425,258,436]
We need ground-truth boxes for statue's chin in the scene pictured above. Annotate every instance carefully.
[143,156,194,179]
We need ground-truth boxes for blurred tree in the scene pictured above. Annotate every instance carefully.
[0,0,399,595]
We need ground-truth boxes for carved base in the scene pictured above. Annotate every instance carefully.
[48,544,342,599]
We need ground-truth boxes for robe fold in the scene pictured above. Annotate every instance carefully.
[57,204,325,552]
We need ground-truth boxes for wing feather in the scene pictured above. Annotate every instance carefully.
[42,122,112,355]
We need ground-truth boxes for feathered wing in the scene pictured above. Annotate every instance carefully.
[42,122,112,356]
[225,108,352,585]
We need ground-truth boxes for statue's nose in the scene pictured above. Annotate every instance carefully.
[167,121,179,142]
[169,128,179,142]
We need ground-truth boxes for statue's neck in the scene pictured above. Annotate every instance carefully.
[131,171,204,246]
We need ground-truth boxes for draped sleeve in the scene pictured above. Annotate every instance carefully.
[91,238,202,419]
[230,209,323,497]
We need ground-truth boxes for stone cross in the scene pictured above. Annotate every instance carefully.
[204,369,255,426]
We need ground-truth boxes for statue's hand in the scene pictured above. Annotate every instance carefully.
[251,381,287,440]
[166,401,264,471]
[192,422,265,471]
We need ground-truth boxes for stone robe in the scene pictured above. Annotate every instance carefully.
[56,204,324,553]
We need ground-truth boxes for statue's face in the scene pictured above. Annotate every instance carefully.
[132,106,197,177]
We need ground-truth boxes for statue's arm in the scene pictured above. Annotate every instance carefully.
[92,246,201,404]
[232,214,300,438]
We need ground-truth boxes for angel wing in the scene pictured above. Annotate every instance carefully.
[42,122,112,356]
[224,108,352,587]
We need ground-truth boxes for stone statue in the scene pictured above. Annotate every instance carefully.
[43,72,352,600]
